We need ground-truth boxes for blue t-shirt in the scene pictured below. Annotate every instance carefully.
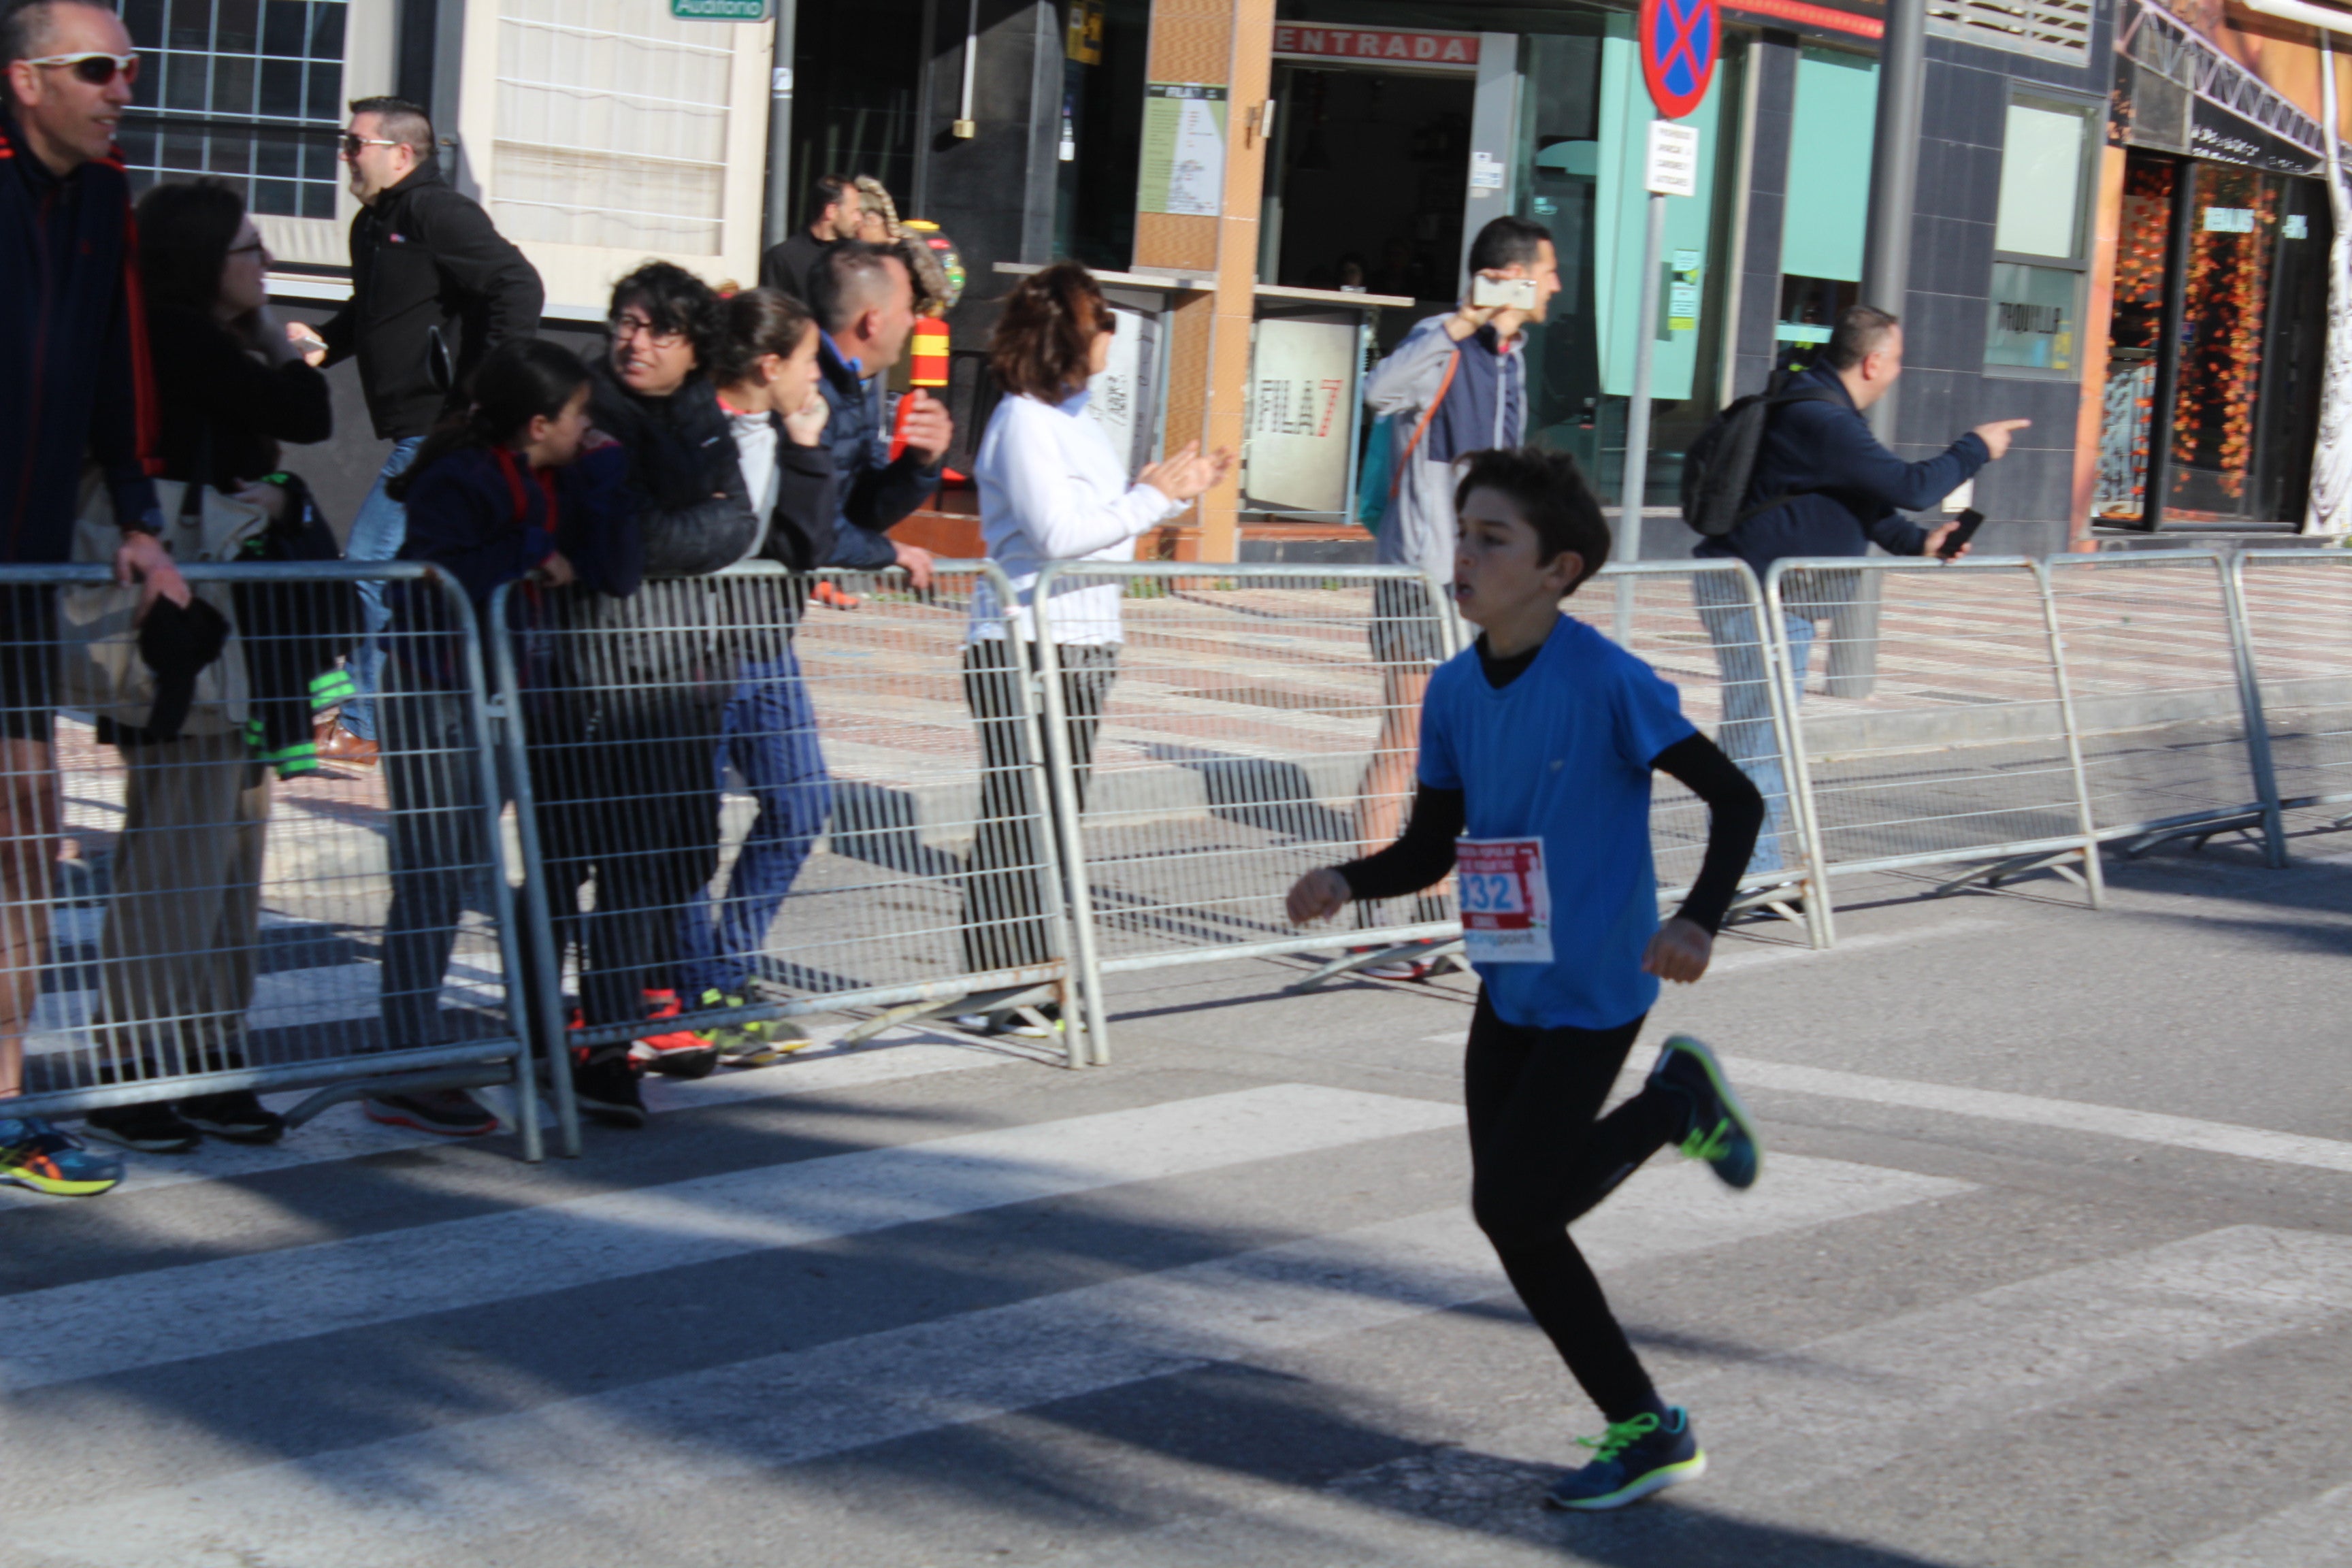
[1417,615,1697,1030]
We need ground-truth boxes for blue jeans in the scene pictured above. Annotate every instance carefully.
[339,436,425,741]
[677,647,832,998]
[1693,571,1815,878]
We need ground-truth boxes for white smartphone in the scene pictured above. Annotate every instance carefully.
[1470,274,1539,311]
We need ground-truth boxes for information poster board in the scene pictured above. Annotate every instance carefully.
[1243,315,1359,515]
[1139,84,1228,216]
[1085,303,1161,472]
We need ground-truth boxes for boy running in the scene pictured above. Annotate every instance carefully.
[1288,447,1767,1510]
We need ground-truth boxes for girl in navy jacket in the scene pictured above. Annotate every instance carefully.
[371,340,640,1131]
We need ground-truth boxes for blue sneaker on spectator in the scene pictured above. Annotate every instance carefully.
[1544,1406,1705,1511]
[0,1115,125,1197]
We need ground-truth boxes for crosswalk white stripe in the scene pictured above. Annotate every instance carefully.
[2147,1481,2352,1567]
[0,1032,1017,1213]
[1720,1056,2352,1176]
[1330,1224,2352,1515]
[0,1154,1970,1560]
[0,1084,1463,1392]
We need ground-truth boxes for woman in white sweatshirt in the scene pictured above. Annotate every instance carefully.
[959,263,1231,1023]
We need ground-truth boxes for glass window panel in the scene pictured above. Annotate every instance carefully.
[1993,101,2089,259]
[163,52,209,111]
[211,54,255,116]
[312,3,346,60]
[1984,261,2081,372]
[255,131,299,177]
[261,0,305,56]
[167,0,214,51]
[305,60,339,121]
[122,0,166,48]
[206,134,252,174]
[303,133,340,180]
[301,180,336,218]
[258,56,301,116]
[161,129,207,171]
[254,177,299,216]
[216,0,261,53]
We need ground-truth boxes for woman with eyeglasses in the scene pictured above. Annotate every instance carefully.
[954,261,1231,1036]
[78,178,340,1158]
[521,261,762,1127]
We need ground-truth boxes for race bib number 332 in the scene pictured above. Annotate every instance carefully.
[1456,836,1552,964]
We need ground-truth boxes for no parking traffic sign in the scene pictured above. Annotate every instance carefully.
[1639,0,1718,120]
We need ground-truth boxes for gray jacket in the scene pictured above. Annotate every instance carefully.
[1363,313,1529,585]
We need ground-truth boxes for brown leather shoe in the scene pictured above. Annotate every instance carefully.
[315,721,378,767]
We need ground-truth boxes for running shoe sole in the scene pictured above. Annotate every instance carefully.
[631,1042,721,1080]
[0,1167,121,1197]
[363,1101,499,1137]
[80,1122,201,1154]
[1543,1450,1708,1511]
[1658,1034,1763,1190]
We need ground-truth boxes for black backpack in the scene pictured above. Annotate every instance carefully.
[1679,372,1840,537]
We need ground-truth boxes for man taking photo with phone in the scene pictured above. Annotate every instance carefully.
[1349,215,1559,979]
[1692,302,2029,888]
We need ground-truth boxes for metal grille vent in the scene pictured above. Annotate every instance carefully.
[1927,0,2094,66]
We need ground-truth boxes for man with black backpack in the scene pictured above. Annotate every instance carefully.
[1684,304,2027,885]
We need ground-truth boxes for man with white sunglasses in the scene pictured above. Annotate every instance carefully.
[0,0,190,1198]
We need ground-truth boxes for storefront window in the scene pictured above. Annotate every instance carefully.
[2169,165,2330,520]
[2093,157,2172,522]
[1984,91,2096,377]
[1778,46,1873,355]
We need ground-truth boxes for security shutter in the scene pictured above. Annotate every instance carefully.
[1927,0,2095,67]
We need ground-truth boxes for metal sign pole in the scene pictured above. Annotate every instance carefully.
[1614,186,1666,644]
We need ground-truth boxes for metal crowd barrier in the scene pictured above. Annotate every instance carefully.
[487,562,1093,1079]
[2231,549,2352,831]
[2042,550,2281,863]
[1765,555,2104,938]
[1028,564,1463,1056]
[1599,559,1826,947]
[3,562,555,1159]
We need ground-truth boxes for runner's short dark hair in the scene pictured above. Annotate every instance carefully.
[1467,215,1552,276]
[1453,447,1610,594]
[346,95,435,158]
[1822,304,1900,371]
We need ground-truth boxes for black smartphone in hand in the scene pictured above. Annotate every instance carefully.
[1938,508,1985,561]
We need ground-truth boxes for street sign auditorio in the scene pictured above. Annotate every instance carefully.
[1638,0,1718,120]
[672,0,770,18]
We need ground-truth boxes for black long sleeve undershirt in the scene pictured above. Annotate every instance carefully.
[1335,636,1767,935]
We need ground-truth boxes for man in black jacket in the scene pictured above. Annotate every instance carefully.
[0,0,191,1195]
[297,95,542,764]
[1693,304,2027,879]
[808,243,949,582]
[757,172,862,306]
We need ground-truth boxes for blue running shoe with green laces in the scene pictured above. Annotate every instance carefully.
[1544,1406,1706,1510]
[0,1115,125,1197]
[1650,1033,1762,1190]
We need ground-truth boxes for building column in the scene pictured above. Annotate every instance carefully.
[1132,0,1275,561]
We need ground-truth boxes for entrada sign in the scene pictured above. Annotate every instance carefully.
[1270,27,1481,66]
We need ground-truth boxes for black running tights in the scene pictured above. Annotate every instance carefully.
[1464,988,1684,1424]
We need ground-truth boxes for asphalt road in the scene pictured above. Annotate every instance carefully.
[3,834,2349,1568]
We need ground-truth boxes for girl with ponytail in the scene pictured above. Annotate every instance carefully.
[370,338,644,1124]
[391,338,642,606]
